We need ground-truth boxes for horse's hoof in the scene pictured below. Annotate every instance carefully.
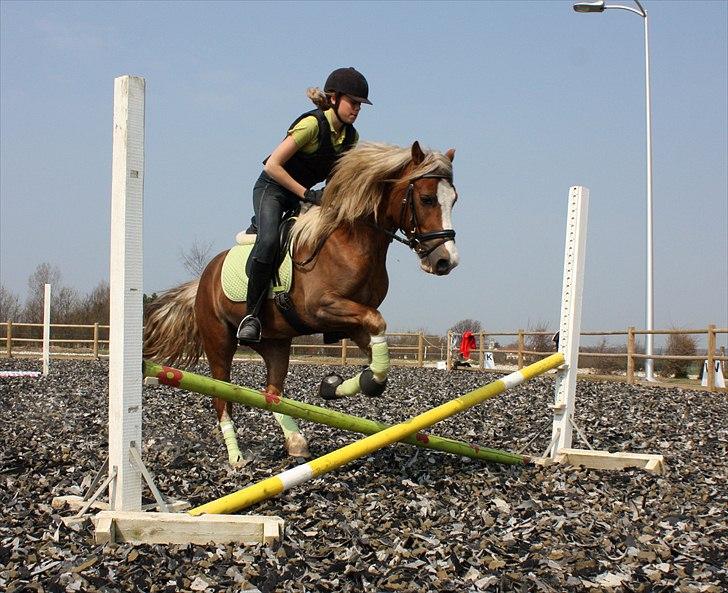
[286,433,310,458]
[319,373,344,400]
[229,454,248,468]
[360,368,387,397]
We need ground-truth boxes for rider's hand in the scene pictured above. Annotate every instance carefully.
[303,188,324,206]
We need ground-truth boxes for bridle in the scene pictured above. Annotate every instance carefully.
[380,173,457,258]
[294,173,456,268]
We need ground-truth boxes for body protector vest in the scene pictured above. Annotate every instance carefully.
[264,109,357,189]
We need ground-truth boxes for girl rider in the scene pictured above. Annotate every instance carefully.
[236,67,372,343]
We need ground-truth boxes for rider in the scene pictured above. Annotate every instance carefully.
[236,67,373,344]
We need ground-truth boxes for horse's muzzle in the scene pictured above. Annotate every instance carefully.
[420,240,459,276]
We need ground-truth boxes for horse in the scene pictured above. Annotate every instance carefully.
[143,141,459,465]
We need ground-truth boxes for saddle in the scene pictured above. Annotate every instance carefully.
[234,215,346,344]
[235,215,296,279]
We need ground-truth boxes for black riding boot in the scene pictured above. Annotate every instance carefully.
[236,259,274,344]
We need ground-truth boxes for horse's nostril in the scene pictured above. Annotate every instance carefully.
[436,259,450,274]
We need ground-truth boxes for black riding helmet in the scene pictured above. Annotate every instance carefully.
[324,67,373,105]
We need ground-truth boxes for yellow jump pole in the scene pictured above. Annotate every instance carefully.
[189,353,564,516]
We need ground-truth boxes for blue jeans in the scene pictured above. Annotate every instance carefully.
[248,171,300,265]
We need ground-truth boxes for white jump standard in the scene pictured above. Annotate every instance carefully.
[96,75,282,545]
[538,186,663,473]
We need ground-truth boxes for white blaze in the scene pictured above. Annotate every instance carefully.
[437,180,459,265]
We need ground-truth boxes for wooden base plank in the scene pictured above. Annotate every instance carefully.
[92,511,284,546]
[535,448,664,474]
[53,495,190,513]
[52,495,109,511]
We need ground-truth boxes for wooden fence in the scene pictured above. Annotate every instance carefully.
[2,321,726,392]
[444,326,727,392]
[3,321,108,359]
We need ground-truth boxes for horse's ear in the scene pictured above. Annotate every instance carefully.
[445,149,455,162]
[411,141,425,165]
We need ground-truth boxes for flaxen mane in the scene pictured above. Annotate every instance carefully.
[290,142,453,249]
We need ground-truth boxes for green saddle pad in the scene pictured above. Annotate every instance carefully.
[221,244,293,303]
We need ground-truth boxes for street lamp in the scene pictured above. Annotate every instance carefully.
[573,0,656,381]
[573,1,606,13]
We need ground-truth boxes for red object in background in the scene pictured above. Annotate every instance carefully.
[459,331,477,359]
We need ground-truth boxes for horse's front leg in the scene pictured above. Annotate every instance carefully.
[249,338,310,458]
[334,328,391,398]
[313,299,391,399]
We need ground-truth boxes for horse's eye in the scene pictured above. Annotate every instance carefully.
[420,195,437,206]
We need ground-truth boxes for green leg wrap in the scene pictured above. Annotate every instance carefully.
[370,340,391,383]
[335,372,363,397]
[219,415,242,464]
[273,412,300,439]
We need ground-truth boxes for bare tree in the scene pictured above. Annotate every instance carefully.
[21,263,81,323]
[525,322,553,354]
[661,330,698,378]
[449,319,482,334]
[0,285,22,321]
[53,285,80,323]
[179,239,214,278]
[23,263,62,322]
[80,281,110,323]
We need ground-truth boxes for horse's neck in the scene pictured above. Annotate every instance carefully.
[349,220,393,259]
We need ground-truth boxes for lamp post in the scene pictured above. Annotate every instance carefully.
[573,0,656,381]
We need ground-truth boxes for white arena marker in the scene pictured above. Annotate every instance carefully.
[701,360,726,388]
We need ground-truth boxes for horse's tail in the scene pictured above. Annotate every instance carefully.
[143,279,203,368]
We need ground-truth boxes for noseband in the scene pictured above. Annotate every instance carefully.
[388,174,457,258]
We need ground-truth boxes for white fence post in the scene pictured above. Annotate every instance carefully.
[108,75,145,511]
[42,283,51,375]
[549,186,589,457]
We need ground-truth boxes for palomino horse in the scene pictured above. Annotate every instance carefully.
[143,141,459,464]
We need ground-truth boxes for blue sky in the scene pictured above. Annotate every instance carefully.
[1,1,726,339]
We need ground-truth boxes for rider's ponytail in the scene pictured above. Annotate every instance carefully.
[307,87,332,110]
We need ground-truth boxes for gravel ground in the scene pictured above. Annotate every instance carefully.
[1,358,727,593]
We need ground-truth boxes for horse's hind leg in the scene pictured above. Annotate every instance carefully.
[250,338,310,458]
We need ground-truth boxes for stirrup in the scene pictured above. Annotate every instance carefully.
[237,315,262,344]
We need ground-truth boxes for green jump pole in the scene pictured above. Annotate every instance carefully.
[143,360,527,465]
[189,353,565,516]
